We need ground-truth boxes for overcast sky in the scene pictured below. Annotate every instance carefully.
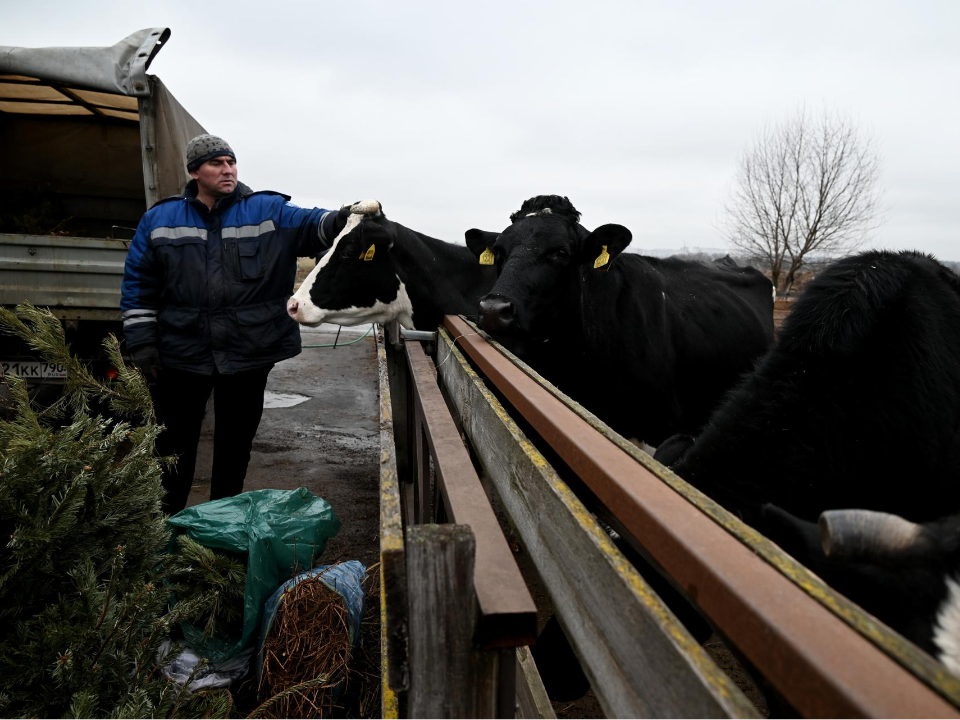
[4,1,958,260]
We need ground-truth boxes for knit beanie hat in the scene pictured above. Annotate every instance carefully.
[185,134,236,172]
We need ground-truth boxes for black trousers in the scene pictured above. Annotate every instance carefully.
[152,365,273,514]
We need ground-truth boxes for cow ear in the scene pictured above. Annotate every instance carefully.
[584,224,632,270]
[354,217,394,261]
[465,229,500,265]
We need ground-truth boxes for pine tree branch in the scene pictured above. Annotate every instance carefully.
[246,676,333,719]
[95,547,123,631]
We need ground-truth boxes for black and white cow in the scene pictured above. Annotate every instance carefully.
[288,201,497,330]
[472,195,775,446]
[762,505,960,674]
[654,249,960,527]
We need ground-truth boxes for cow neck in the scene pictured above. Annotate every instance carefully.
[391,224,495,307]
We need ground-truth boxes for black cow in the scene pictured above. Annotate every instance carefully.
[288,201,497,330]
[655,250,960,527]
[763,505,960,675]
[472,195,775,446]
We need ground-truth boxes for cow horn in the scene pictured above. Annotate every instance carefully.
[350,199,381,216]
[819,509,926,562]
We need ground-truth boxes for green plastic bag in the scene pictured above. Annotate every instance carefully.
[167,487,341,662]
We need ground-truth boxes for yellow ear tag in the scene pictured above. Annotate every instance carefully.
[594,244,610,270]
[361,244,375,261]
[479,247,495,266]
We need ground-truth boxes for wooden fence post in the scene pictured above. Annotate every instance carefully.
[407,524,500,718]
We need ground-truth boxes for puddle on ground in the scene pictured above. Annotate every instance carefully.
[263,391,311,409]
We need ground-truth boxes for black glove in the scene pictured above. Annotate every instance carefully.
[319,203,356,249]
[334,202,358,233]
[131,344,161,382]
[333,200,383,232]
[320,201,383,249]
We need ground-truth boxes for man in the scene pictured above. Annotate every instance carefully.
[120,133,354,514]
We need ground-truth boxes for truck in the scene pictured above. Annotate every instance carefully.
[0,28,204,395]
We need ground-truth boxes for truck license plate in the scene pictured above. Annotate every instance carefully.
[1,361,68,379]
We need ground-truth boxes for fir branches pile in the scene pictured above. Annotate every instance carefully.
[0,303,230,718]
[0,304,347,718]
[168,535,248,643]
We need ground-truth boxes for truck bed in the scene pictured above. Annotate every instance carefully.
[0,233,128,321]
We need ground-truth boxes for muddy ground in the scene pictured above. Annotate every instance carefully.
[185,323,381,716]
[186,323,381,569]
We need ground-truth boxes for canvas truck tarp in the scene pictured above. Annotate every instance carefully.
[0,28,205,207]
[0,28,169,98]
[148,75,205,202]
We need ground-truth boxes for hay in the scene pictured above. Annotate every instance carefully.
[256,567,353,719]
[342,564,381,718]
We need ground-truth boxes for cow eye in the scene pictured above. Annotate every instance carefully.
[547,248,570,262]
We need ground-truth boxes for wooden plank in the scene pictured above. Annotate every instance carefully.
[414,417,430,523]
[436,325,758,719]
[380,562,400,719]
[444,316,960,718]
[377,328,408,708]
[497,648,518,719]
[405,341,537,650]
[774,296,796,332]
[516,646,556,719]
[407,524,497,719]
[384,324,411,485]
[385,337,417,527]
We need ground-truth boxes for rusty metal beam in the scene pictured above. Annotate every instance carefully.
[443,314,958,718]
[405,340,537,649]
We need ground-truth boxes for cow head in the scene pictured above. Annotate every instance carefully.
[287,200,414,328]
[762,504,960,674]
[473,195,631,354]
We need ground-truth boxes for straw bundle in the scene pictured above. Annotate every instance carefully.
[256,569,353,718]
[342,564,381,718]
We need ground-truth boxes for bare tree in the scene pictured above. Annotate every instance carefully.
[722,109,883,293]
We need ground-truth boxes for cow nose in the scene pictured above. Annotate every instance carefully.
[478,296,517,333]
[287,297,300,319]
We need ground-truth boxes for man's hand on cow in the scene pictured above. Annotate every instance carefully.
[335,200,382,232]
[319,200,386,252]
[334,203,357,233]
[131,344,161,382]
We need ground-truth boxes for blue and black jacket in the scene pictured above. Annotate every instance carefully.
[120,180,339,374]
